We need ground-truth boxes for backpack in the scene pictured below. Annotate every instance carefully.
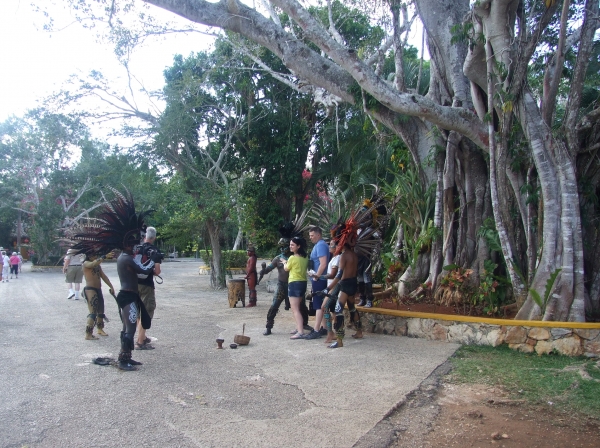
[133,243,161,279]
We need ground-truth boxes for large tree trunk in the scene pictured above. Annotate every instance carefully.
[206,218,226,289]
[514,91,585,321]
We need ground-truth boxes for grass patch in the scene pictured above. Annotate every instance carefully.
[450,345,600,417]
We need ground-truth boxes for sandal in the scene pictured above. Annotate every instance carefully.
[135,342,155,350]
[290,333,305,340]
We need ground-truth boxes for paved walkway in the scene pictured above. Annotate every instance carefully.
[0,260,458,448]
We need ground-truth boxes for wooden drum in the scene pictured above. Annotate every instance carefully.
[227,279,246,308]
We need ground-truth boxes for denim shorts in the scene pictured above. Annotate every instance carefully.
[288,281,307,298]
[311,279,328,308]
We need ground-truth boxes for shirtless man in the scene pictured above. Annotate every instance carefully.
[322,241,362,348]
[114,247,155,371]
[82,254,115,340]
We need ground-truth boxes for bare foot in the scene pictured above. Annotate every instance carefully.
[324,331,335,344]
[85,334,99,340]
[351,331,363,339]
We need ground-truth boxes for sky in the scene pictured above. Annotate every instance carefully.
[0,1,427,131]
[0,0,209,122]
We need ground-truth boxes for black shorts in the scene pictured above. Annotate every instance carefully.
[339,278,358,296]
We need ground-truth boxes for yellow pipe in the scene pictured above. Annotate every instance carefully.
[358,307,600,329]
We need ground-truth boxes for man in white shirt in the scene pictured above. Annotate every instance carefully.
[63,248,85,299]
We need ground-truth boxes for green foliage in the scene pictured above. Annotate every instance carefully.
[476,218,502,254]
[200,250,248,269]
[383,166,437,267]
[451,345,600,418]
[475,259,510,315]
[530,268,562,316]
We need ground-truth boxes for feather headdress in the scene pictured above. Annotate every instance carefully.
[310,190,387,257]
[69,188,153,255]
[278,206,311,246]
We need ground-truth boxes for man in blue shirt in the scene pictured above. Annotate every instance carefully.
[306,226,329,339]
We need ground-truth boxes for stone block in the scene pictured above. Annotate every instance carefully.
[447,324,476,344]
[526,338,536,346]
[504,326,527,344]
[382,319,396,335]
[435,319,453,327]
[528,327,551,340]
[535,340,554,355]
[407,318,425,338]
[486,329,505,347]
[509,343,534,354]
[573,329,600,341]
[550,328,572,339]
[553,336,583,356]
[395,318,408,336]
[431,323,448,341]
[584,341,600,357]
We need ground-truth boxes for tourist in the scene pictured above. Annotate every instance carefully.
[322,239,340,344]
[134,227,163,350]
[2,251,10,282]
[305,226,329,339]
[260,222,311,335]
[284,236,309,339]
[9,252,20,279]
[64,248,84,300]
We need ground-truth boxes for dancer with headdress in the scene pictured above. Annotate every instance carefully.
[82,252,114,340]
[320,205,381,348]
[70,189,156,371]
[259,217,312,336]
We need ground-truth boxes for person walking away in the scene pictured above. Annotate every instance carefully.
[82,253,115,339]
[244,247,258,307]
[9,252,20,279]
[2,251,10,282]
[305,226,329,339]
[64,248,84,299]
[284,237,309,339]
[135,227,163,350]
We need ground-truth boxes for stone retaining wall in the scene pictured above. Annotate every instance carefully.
[360,311,600,358]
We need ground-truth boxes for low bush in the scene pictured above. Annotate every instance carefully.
[201,250,248,268]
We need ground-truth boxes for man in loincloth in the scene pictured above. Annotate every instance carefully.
[82,253,115,340]
[69,189,155,371]
[322,230,362,348]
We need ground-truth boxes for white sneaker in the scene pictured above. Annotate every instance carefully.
[67,290,75,299]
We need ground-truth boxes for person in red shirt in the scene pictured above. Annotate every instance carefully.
[9,252,20,279]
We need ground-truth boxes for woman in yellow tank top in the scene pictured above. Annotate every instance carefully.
[284,236,309,339]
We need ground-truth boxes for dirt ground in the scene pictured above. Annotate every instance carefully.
[393,380,600,447]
